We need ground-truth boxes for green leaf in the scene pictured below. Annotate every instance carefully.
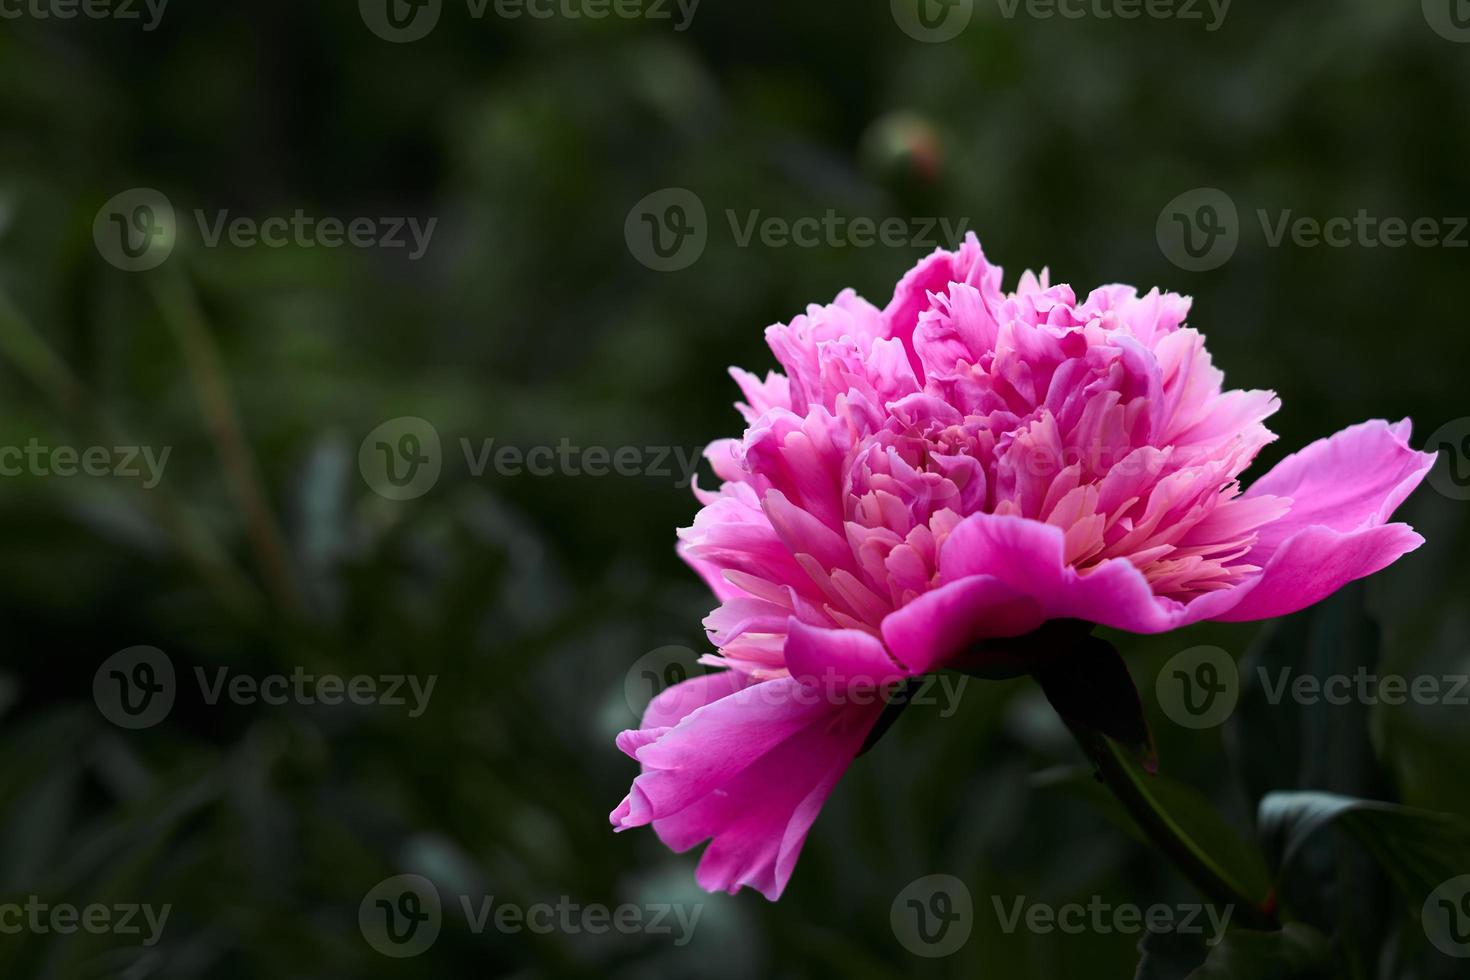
[1134,929,1209,980]
[1183,924,1334,980]
[1259,790,1470,903]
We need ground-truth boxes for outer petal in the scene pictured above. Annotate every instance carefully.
[611,672,882,900]
[934,512,1241,634]
[640,669,752,730]
[879,574,1045,674]
[1242,418,1435,564]
[785,619,906,687]
[1212,522,1425,622]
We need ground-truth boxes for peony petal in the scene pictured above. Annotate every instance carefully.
[1243,418,1436,564]
[880,574,1044,674]
[1213,522,1425,622]
[641,669,752,730]
[784,619,906,687]
[613,676,880,900]
[936,512,1245,634]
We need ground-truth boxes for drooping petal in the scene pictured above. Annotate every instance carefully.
[612,675,881,900]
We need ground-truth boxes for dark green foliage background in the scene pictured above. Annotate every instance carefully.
[0,1,1468,976]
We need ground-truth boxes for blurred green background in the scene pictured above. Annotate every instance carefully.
[1,0,1469,976]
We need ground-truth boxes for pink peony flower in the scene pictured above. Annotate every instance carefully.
[611,234,1435,900]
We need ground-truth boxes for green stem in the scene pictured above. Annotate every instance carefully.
[149,270,302,614]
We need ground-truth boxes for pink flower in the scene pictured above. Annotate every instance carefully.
[611,234,1434,900]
